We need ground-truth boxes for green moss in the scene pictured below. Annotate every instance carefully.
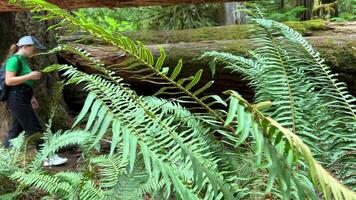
[309,38,356,72]
[284,19,327,35]
[65,20,328,45]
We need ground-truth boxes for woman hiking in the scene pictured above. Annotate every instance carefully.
[2,36,68,167]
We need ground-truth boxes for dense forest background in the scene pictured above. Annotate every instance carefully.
[75,0,355,32]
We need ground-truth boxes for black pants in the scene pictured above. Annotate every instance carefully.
[3,84,44,150]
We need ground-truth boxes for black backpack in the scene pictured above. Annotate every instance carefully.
[0,56,23,101]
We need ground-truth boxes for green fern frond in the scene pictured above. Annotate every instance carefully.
[202,16,356,190]
[225,90,356,200]
[0,148,21,176]
[269,21,356,185]
[29,130,91,170]
[0,133,26,177]
[78,180,106,200]
[90,154,127,188]
[271,19,356,120]
[54,171,83,186]
[10,171,75,197]
[105,163,165,200]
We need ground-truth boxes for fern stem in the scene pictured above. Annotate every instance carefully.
[261,26,298,135]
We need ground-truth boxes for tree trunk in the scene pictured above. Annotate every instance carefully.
[223,2,246,25]
[0,12,70,142]
[298,0,314,20]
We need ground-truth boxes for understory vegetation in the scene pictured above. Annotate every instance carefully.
[76,3,221,31]
[0,0,355,199]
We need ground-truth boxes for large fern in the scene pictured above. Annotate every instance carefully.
[55,64,240,199]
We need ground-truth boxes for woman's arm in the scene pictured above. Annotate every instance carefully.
[5,56,42,86]
[5,71,37,86]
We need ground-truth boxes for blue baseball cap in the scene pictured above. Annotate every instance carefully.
[17,36,47,50]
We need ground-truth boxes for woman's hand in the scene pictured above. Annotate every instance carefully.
[31,96,39,109]
[29,71,42,80]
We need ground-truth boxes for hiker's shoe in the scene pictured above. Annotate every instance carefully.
[43,154,68,167]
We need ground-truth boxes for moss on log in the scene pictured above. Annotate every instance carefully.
[124,19,329,44]
[62,20,329,45]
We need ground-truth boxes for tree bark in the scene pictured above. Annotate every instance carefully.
[223,2,246,25]
[0,11,70,141]
[298,0,314,20]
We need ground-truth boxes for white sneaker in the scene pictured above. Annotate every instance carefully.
[43,154,68,167]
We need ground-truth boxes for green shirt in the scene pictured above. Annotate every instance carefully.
[5,54,33,86]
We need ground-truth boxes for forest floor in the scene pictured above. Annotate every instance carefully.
[24,145,82,173]
[44,148,82,173]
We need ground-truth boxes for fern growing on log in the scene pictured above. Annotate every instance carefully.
[2,0,355,199]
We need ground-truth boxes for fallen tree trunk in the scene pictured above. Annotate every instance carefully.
[61,19,331,44]
[58,20,356,110]
[59,35,356,110]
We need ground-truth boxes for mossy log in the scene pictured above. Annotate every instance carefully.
[59,35,356,109]
[59,20,355,109]
[61,19,330,45]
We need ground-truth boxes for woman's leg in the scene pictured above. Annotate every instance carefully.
[12,106,44,151]
[6,85,44,151]
[6,85,67,166]
[8,108,44,151]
